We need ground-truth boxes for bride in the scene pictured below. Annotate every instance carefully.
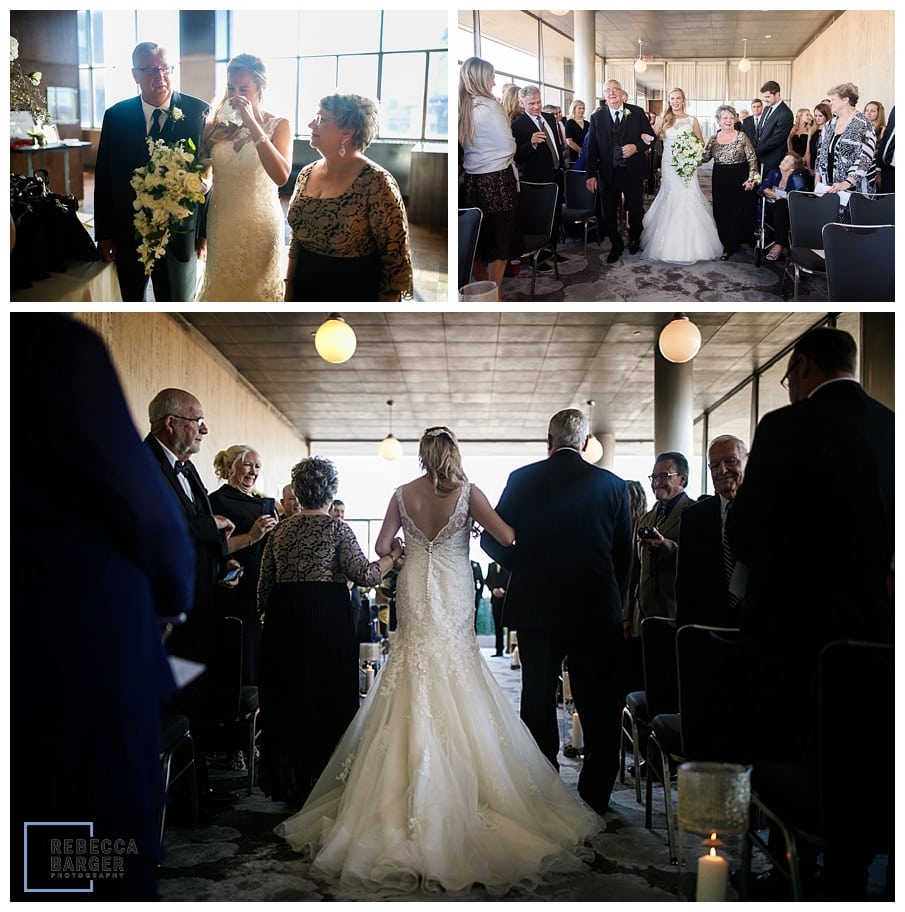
[274,427,599,895]
[641,87,723,264]
[196,54,291,301]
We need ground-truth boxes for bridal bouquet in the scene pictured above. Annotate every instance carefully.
[671,130,705,187]
[130,137,208,275]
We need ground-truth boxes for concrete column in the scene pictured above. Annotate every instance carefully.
[653,346,694,462]
[573,10,597,110]
[599,432,616,470]
[860,313,894,410]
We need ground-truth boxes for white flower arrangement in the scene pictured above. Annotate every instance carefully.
[671,129,705,187]
[130,136,208,276]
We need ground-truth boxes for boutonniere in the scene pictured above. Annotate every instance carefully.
[622,108,631,118]
[171,106,184,122]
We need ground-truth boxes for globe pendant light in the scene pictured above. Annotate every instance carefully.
[634,39,647,74]
[583,400,604,464]
[738,38,752,73]
[379,399,403,461]
[314,313,357,363]
[658,313,702,364]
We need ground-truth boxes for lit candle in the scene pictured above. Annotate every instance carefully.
[571,711,583,750]
[696,842,729,902]
[562,670,572,700]
[365,663,374,691]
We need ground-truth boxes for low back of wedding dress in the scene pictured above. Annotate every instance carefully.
[274,482,599,896]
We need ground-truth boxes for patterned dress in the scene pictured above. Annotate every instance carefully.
[287,160,413,300]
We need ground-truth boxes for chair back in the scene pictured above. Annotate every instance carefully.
[676,625,749,762]
[847,191,895,225]
[457,207,483,290]
[640,616,678,718]
[517,181,558,246]
[818,639,893,845]
[822,222,895,302]
[787,190,842,249]
[563,169,596,212]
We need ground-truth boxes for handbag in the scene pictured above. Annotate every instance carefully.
[10,169,98,290]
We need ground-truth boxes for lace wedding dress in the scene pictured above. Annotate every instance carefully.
[196,116,285,301]
[275,483,598,895]
[641,116,723,264]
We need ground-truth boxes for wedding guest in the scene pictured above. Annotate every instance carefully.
[876,105,895,192]
[197,53,291,301]
[565,99,589,159]
[786,108,813,161]
[458,56,518,300]
[760,152,809,262]
[864,100,887,142]
[702,104,758,260]
[280,483,301,518]
[815,83,877,198]
[284,94,413,302]
[809,102,832,175]
[501,84,522,124]
[754,81,794,174]
[94,41,208,302]
[257,456,402,807]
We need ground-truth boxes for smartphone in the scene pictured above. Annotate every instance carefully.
[221,566,243,583]
[262,497,276,517]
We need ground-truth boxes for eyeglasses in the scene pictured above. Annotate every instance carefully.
[648,472,681,483]
[313,113,337,126]
[780,355,800,389]
[136,66,174,76]
[168,414,205,427]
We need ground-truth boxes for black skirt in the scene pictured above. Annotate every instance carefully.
[711,161,754,254]
[289,245,381,302]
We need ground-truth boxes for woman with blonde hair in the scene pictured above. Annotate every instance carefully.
[501,83,522,124]
[565,98,589,157]
[274,426,600,893]
[864,100,886,141]
[787,107,814,162]
[458,57,518,300]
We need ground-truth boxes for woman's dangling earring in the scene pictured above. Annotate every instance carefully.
[339,138,346,158]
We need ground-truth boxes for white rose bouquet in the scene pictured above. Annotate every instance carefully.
[130,136,208,275]
[671,130,705,187]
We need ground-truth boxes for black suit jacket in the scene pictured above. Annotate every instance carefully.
[512,111,563,183]
[481,448,633,634]
[754,100,794,172]
[144,434,228,661]
[877,105,895,183]
[95,92,208,298]
[485,561,510,610]
[738,115,757,149]
[585,102,652,185]
[676,494,741,629]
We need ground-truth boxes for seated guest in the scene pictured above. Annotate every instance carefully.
[760,152,809,261]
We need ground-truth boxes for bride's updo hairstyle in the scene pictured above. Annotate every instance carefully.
[419,427,468,495]
[227,53,268,96]
[661,87,688,137]
[320,94,379,151]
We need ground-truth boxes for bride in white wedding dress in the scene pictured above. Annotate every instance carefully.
[641,87,723,265]
[275,427,599,895]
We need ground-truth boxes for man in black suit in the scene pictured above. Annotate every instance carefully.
[482,409,633,815]
[738,98,762,148]
[585,80,655,262]
[675,435,748,629]
[753,81,794,173]
[94,42,208,302]
[877,104,895,192]
[485,560,510,656]
[512,85,567,269]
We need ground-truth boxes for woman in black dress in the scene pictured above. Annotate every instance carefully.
[257,456,403,807]
[702,104,758,259]
[564,99,589,161]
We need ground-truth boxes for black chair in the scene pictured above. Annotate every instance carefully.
[200,616,260,796]
[780,190,841,300]
[159,711,198,841]
[822,222,894,301]
[621,689,646,804]
[457,207,483,290]
[742,640,893,901]
[561,169,599,259]
[517,181,559,299]
[847,191,895,225]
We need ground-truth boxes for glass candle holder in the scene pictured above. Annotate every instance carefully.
[676,762,750,901]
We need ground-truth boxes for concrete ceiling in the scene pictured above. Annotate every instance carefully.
[179,311,826,446]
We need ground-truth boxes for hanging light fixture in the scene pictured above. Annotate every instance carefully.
[314,313,357,364]
[583,400,604,464]
[550,10,570,16]
[738,38,752,73]
[634,39,647,74]
[379,399,403,461]
[658,314,702,364]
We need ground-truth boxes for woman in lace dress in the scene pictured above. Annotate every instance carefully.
[640,87,723,265]
[285,93,413,302]
[257,456,403,808]
[197,54,291,301]
[274,428,599,896]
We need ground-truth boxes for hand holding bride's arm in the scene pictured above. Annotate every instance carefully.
[470,485,515,547]
[375,494,402,556]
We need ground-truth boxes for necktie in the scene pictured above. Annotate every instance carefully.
[536,116,559,167]
[723,502,740,608]
[757,106,771,139]
[615,110,622,126]
[149,108,164,141]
